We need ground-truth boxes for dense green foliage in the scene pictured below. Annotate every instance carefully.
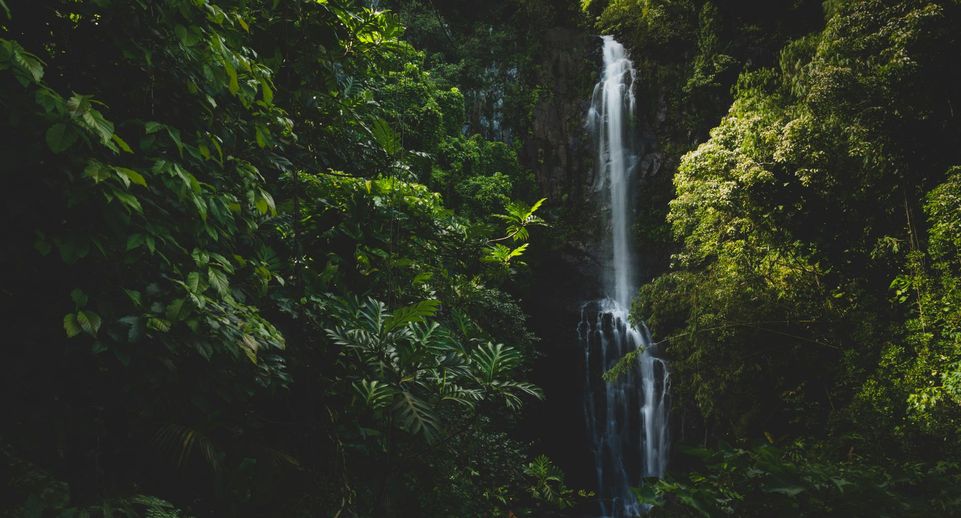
[5,0,961,516]
[638,443,961,517]
[0,1,565,515]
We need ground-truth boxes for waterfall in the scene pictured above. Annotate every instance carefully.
[581,36,670,517]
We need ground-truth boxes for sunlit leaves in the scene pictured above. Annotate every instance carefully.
[63,288,102,338]
[524,455,575,509]
[370,117,402,157]
[635,0,961,462]
[484,197,546,269]
[494,197,547,242]
[901,167,961,429]
[63,310,101,338]
[602,348,641,383]
[63,313,82,338]
[83,161,147,189]
[253,189,275,216]
[108,189,143,214]
[483,242,528,267]
[333,5,405,49]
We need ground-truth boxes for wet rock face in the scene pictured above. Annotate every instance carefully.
[520,28,599,207]
[639,151,663,178]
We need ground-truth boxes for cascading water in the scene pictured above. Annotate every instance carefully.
[580,36,670,517]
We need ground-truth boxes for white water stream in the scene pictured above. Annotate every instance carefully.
[580,36,670,517]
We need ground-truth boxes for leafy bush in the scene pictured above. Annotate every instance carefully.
[640,443,961,517]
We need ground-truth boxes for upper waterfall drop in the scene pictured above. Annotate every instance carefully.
[581,36,670,517]
[589,36,637,308]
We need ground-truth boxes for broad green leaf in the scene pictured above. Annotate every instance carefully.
[126,233,145,251]
[261,80,273,103]
[241,334,258,363]
[115,167,147,187]
[123,316,144,342]
[165,298,186,321]
[165,127,184,157]
[147,317,171,333]
[34,88,63,114]
[254,190,275,215]
[111,134,133,153]
[208,267,229,296]
[70,288,88,307]
[224,58,239,94]
[112,190,143,213]
[174,24,202,46]
[4,40,43,84]
[255,196,268,215]
[187,271,201,292]
[76,310,102,337]
[235,15,250,32]
[84,161,112,183]
[123,289,141,306]
[63,313,81,337]
[45,123,78,153]
[79,106,115,144]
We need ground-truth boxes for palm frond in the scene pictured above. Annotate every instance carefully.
[471,342,523,382]
[384,299,440,332]
[358,297,389,335]
[438,384,482,409]
[392,390,439,442]
[353,379,395,410]
[153,423,220,472]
